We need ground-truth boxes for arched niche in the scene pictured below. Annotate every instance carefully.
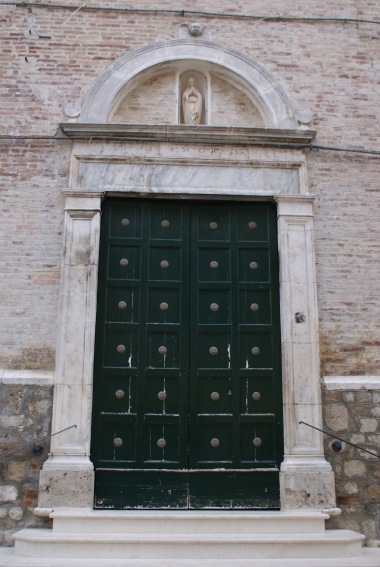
[108,63,265,128]
[80,40,298,129]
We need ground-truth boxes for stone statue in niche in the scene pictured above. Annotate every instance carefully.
[182,77,202,125]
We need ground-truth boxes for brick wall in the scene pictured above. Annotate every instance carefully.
[2,3,379,376]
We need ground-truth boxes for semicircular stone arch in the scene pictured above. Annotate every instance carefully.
[80,40,298,129]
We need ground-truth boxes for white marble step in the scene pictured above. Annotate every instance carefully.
[50,509,330,535]
[13,528,364,560]
[1,548,380,567]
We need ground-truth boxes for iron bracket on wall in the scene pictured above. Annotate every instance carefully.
[0,425,77,461]
[299,421,380,459]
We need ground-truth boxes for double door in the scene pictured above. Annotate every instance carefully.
[91,199,283,508]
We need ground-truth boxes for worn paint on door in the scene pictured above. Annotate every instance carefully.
[91,199,283,508]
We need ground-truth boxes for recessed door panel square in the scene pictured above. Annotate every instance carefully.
[99,422,136,462]
[197,376,233,414]
[198,290,231,324]
[238,249,270,283]
[106,287,140,323]
[143,423,180,463]
[101,375,136,414]
[198,248,231,282]
[149,206,183,240]
[240,333,273,369]
[195,423,233,463]
[239,375,274,415]
[147,333,180,368]
[108,245,141,280]
[104,331,138,368]
[145,376,181,414]
[198,333,232,369]
[197,210,230,241]
[240,423,276,463]
[239,289,271,325]
[149,247,181,281]
[109,206,142,238]
[147,289,181,324]
[237,208,269,242]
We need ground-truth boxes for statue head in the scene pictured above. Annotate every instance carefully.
[189,23,203,36]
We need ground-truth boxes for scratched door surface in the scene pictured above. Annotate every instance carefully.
[91,199,283,509]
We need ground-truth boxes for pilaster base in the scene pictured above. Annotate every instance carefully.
[38,466,94,509]
[280,464,336,510]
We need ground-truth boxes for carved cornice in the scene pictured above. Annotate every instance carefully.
[60,123,316,148]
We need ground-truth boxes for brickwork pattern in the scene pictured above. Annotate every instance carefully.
[1,1,379,375]
[323,388,380,545]
[112,70,177,123]
[0,385,52,545]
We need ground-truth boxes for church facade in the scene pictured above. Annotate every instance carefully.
[0,0,380,562]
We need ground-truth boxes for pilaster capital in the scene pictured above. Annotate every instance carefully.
[63,191,104,215]
[275,195,315,217]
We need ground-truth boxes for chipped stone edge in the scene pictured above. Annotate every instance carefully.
[0,369,54,386]
[323,376,380,391]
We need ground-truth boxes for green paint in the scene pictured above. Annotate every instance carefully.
[91,199,283,508]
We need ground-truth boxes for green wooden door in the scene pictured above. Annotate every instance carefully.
[91,199,283,509]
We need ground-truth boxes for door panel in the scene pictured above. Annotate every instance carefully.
[92,199,283,509]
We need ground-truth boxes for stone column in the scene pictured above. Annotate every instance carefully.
[276,195,336,510]
[37,192,103,510]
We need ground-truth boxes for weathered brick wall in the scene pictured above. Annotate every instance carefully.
[1,1,379,376]
[209,75,264,127]
[323,387,380,544]
[0,141,67,370]
[0,380,52,545]
[112,70,177,123]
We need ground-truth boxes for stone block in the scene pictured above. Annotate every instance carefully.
[343,481,359,495]
[367,435,380,447]
[356,391,372,403]
[280,470,336,509]
[0,485,18,503]
[324,404,349,431]
[38,469,94,508]
[344,460,367,478]
[350,434,365,444]
[342,392,355,402]
[352,404,369,416]
[8,507,23,521]
[7,461,28,483]
[365,483,380,501]
[360,418,378,433]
